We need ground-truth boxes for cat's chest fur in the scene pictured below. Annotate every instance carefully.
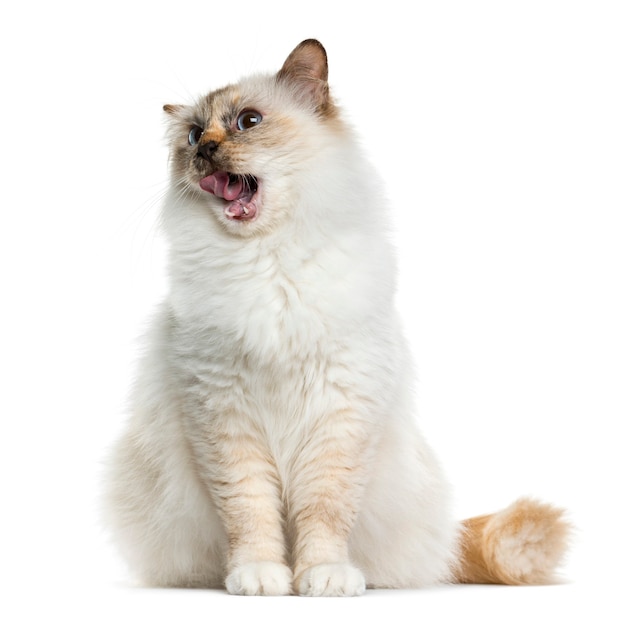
[166,214,399,439]
[168,215,392,366]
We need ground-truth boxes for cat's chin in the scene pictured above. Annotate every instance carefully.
[199,171,260,223]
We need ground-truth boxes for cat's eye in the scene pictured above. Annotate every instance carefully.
[188,126,204,146]
[236,110,263,131]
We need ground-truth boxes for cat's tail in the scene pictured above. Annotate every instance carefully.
[453,497,571,585]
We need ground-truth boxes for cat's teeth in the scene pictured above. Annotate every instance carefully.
[242,206,250,215]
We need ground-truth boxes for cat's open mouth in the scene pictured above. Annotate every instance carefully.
[199,171,260,221]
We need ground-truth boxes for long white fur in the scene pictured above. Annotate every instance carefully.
[104,68,459,595]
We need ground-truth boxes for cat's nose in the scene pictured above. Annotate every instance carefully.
[197,140,219,161]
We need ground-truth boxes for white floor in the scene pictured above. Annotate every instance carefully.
[9,568,609,618]
[5,516,614,618]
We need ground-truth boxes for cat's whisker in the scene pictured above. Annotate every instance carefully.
[113,180,172,271]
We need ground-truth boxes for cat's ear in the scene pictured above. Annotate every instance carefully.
[163,104,186,116]
[277,39,333,116]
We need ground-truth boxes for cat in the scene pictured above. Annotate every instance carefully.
[103,39,570,596]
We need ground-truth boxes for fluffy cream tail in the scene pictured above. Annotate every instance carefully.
[454,497,570,585]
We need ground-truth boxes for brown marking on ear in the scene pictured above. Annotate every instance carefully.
[279,39,329,82]
[277,39,336,117]
[163,103,185,115]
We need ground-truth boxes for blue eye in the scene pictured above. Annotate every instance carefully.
[188,126,203,146]
[236,110,262,131]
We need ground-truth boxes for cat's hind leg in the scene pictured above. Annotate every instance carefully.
[348,420,460,589]
[103,428,227,588]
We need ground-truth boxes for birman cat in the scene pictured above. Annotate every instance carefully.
[104,40,569,596]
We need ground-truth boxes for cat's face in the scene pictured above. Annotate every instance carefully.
[164,40,340,237]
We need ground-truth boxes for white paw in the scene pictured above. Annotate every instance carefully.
[225,561,292,596]
[297,563,366,597]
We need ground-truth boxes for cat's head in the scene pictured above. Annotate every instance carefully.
[163,40,346,237]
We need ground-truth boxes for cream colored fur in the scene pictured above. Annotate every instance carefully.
[103,40,568,596]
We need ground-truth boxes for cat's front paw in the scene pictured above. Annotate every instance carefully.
[225,561,292,596]
[296,563,366,597]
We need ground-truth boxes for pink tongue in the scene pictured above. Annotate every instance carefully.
[199,172,244,201]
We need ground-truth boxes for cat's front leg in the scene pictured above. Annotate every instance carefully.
[225,561,293,596]
[193,410,292,595]
[289,408,371,596]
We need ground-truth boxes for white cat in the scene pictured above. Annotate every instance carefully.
[104,40,569,596]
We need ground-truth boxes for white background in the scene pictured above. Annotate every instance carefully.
[1,1,624,616]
